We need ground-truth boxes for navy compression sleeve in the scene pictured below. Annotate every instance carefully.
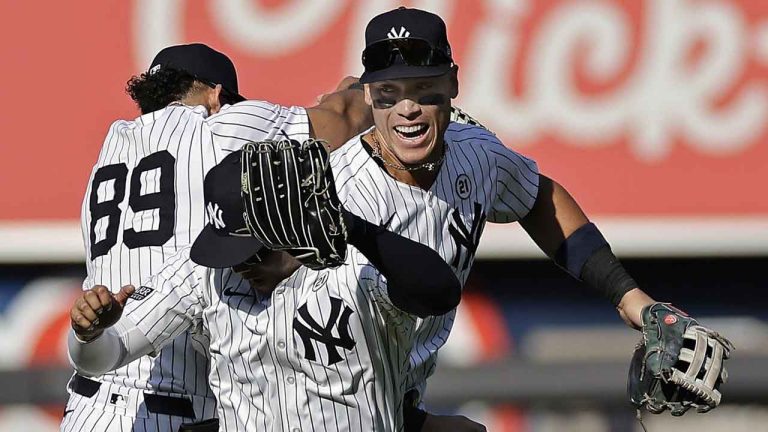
[344,210,461,317]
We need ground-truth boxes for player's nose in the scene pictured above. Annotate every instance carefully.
[396,98,421,120]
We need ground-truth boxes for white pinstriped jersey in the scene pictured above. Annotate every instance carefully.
[330,123,540,399]
[122,246,417,432]
[75,102,308,413]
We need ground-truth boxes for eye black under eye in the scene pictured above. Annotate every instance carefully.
[417,93,446,105]
[372,98,396,109]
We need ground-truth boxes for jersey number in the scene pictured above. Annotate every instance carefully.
[89,151,176,258]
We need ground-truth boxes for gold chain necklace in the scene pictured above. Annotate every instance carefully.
[369,130,445,172]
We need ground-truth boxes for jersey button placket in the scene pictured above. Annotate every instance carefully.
[275,287,300,430]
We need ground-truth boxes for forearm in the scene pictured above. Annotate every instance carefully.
[307,88,373,151]
[522,176,656,329]
[344,211,461,317]
[68,320,154,377]
[336,88,373,143]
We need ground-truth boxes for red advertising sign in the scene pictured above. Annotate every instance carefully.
[1,0,766,259]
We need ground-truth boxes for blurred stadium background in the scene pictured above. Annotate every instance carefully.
[1,0,766,430]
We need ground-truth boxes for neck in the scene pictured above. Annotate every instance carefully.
[247,279,276,296]
[179,93,211,113]
[369,129,443,190]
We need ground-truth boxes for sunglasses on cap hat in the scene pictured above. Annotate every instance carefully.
[362,38,452,72]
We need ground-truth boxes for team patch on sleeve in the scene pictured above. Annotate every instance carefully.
[129,286,155,301]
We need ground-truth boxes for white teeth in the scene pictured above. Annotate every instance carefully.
[394,124,427,134]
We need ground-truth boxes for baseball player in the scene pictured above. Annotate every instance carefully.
[68,145,462,432]
[331,7,732,430]
[66,43,372,432]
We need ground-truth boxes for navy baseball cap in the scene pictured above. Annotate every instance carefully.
[150,43,246,102]
[360,7,454,84]
[191,151,263,268]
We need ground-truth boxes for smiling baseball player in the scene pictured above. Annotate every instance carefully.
[330,8,733,430]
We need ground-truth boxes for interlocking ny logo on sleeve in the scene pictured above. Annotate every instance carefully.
[448,202,486,271]
[294,297,355,365]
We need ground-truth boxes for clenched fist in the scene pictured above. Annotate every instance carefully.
[70,285,135,342]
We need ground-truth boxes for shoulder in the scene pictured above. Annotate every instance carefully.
[446,122,536,165]
[445,122,504,150]
[329,131,375,186]
[205,100,310,149]
[329,131,367,165]
[104,118,135,135]
[95,119,137,157]
[208,100,307,124]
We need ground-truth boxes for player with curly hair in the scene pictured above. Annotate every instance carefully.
[64,43,370,432]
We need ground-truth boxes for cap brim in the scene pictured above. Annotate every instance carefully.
[360,63,452,84]
[190,225,263,268]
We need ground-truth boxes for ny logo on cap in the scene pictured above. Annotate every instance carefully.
[206,202,226,229]
[387,26,410,39]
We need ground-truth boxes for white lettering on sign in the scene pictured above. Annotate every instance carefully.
[462,0,768,161]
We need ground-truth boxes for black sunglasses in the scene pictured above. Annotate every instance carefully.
[362,38,452,71]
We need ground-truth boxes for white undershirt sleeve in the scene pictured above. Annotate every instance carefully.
[69,247,207,377]
[67,319,154,377]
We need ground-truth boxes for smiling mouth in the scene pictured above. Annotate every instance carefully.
[393,124,428,140]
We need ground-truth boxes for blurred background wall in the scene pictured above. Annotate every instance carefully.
[0,0,766,431]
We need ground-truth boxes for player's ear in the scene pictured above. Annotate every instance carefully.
[363,84,373,107]
[449,65,459,99]
[208,84,223,114]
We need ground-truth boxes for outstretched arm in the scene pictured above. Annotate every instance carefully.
[519,175,655,328]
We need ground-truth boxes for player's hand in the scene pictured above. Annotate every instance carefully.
[316,76,362,104]
[333,76,361,92]
[70,285,135,342]
[421,413,487,432]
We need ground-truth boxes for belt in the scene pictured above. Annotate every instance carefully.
[72,374,196,418]
[179,419,219,432]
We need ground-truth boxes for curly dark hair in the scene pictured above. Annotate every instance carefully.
[126,67,243,114]
[126,67,197,114]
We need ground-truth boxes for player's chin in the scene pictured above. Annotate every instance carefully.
[394,141,437,165]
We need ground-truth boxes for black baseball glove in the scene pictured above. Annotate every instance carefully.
[628,303,734,416]
[240,138,347,270]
